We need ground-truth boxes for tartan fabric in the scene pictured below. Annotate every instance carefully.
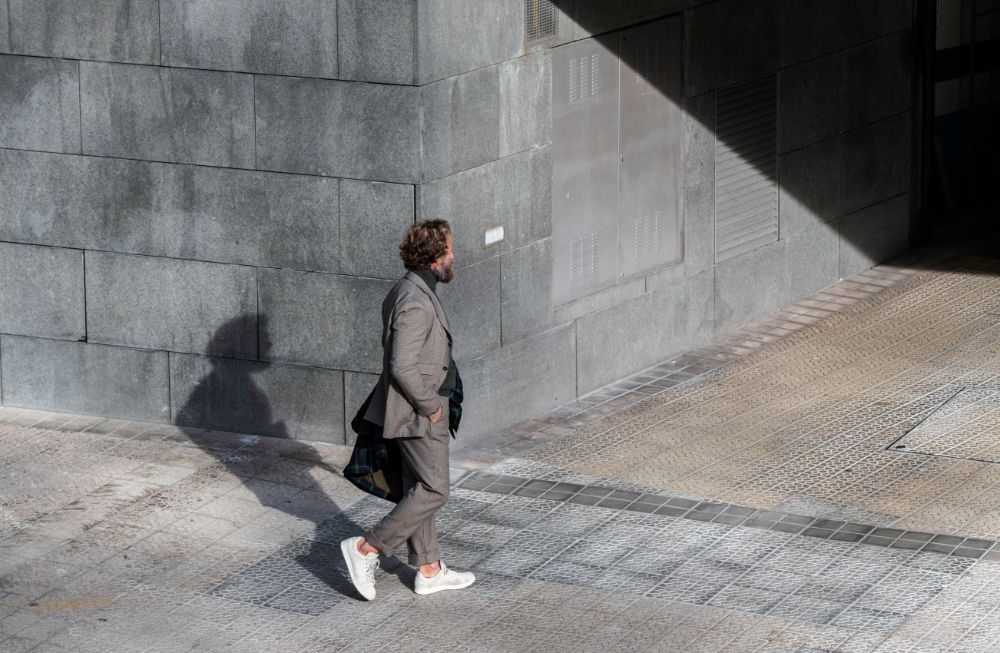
[344,368,463,503]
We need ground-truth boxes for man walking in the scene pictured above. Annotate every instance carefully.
[341,219,475,600]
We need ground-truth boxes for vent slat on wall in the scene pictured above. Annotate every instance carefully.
[525,0,558,44]
[715,75,778,263]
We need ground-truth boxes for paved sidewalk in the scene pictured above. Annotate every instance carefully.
[2,253,1000,652]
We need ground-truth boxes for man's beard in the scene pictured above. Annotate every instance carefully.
[432,261,455,283]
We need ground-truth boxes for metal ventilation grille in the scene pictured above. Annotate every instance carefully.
[715,75,778,263]
[569,233,598,281]
[525,0,558,43]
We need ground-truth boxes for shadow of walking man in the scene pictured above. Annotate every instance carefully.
[174,314,376,603]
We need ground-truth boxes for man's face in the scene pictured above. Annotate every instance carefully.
[430,235,455,283]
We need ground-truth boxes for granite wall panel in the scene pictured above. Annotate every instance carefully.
[840,194,911,279]
[454,323,576,443]
[420,147,550,268]
[779,136,846,237]
[80,62,255,168]
[259,268,394,373]
[571,0,685,39]
[0,55,80,154]
[779,52,844,154]
[780,0,912,66]
[576,270,714,394]
[421,66,501,182]
[0,150,341,272]
[0,242,85,341]
[785,222,840,300]
[86,252,258,358]
[171,353,345,443]
[499,52,552,158]
[0,335,170,422]
[714,240,788,334]
[344,371,379,445]
[6,0,159,64]
[842,113,910,215]
[416,0,523,84]
[339,0,415,84]
[682,91,716,274]
[500,239,554,346]
[0,3,9,52]
[339,179,414,280]
[437,257,502,362]
[841,33,912,134]
[686,0,780,96]
[160,0,338,78]
[256,76,420,183]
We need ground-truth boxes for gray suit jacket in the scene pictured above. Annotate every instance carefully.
[362,271,452,439]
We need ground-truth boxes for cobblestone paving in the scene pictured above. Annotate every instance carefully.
[2,254,1000,652]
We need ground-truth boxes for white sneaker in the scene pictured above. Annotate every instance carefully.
[413,561,475,595]
[340,536,378,601]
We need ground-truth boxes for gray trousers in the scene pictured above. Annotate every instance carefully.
[364,419,450,566]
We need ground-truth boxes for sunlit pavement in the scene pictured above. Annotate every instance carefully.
[3,252,1000,652]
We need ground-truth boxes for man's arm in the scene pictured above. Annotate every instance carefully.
[388,300,443,419]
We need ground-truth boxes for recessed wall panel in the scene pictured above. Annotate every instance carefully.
[552,34,620,305]
[618,17,684,278]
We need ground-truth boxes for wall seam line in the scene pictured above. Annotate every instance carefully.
[156,0,163,66]
[0,144,419,186]
[76,60,83,153]
[81,250,89,343]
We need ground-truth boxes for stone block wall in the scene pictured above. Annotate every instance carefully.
[0,0,918,446]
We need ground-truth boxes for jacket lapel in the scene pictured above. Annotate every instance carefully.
[404,271,450,333]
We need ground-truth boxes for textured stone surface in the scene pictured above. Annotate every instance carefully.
[420,65,500,182]
[339,180,413,280]
[779,0,912,66]
[499,52,552,158]
[782,114,909,242]
[455,323,576,442]
[258,269,394,373]
[576,271,714,394]
[840,195,911,279]
[80,62,255,168]
[438,257,502,362]
[420,148,551,268]
[0,55,80,153]
[339,0,415,84]
[842,33,912,133]
[553,277,646,326]
[416,0,522,83]
[785,222,841,299]
[682,92,715,274]
[842,114,911,215]
[685,0,781,96]
[86,253,258,358]
[779,136,846,236]
[0,150,340,272]
[715,241,788,333]
[0,242,84,341]
[171,353,345,443]
[256,76,419,183]
[344,371,380,445]
[501,239,554,346]
[0,3,8,52]
[5,0,159,63]
[0,336,169,421]
[572,0,685,39]
[160,0,337,78]
[779,52,844,153]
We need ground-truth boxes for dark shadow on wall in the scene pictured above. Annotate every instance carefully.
[174,313,382,602]
[544,0,1000,271]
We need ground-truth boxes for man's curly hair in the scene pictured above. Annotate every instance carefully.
[399,219,451,271]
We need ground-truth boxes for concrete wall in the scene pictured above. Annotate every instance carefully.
[0,0,917,446]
